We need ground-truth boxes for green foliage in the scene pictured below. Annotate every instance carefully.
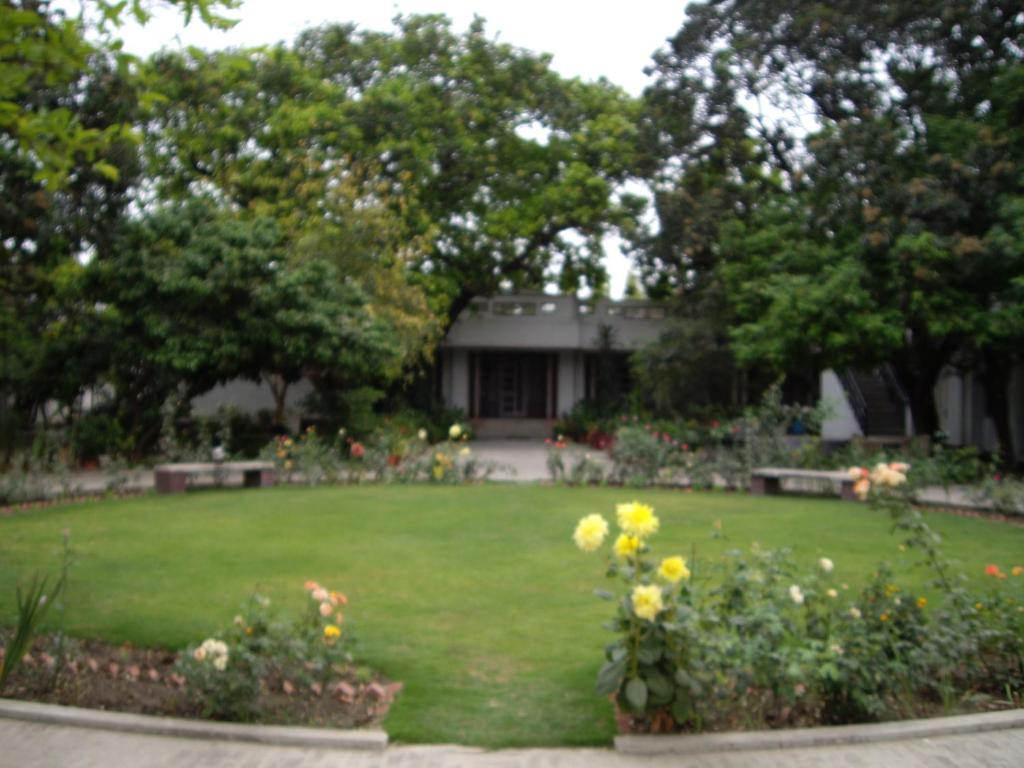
[979,476,1024,516]
[70,410,123,462]
[2,485,1023,745]
[609,427,668,486]
[545,438,568,482]
[144,16,641,325]
[553,401,619,444]
[638,1,1024,456]
[566,452,607,487]
[177,583,356,722]
[579,487,1024,733]
[0,533,72,694]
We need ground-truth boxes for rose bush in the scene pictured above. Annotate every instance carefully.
[576,490,1024,733]
[177,581,360,722]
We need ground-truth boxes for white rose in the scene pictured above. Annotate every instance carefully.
[819,557,834,573]
[789,585,805,605]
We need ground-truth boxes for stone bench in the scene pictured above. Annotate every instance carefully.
[153,461,277,494]
[750,467,858,501]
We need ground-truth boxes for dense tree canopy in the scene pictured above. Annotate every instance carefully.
[634,0,1024,459]
[142,15,643,325]
[3,1,1021,464]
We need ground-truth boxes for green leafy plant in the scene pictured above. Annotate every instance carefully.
[545,437,567,482]
[0,534,72,694]
[177,581,359,722]
[575,480,1024,734]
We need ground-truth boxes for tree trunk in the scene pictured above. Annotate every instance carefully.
[443,286,477,333]
[266,375,290,427]
[892,345,947,440]
[980,351,1016,471]
[906,379,939,438]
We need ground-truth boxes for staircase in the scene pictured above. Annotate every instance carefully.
[839,368,907,437]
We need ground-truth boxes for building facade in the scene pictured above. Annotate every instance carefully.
[436,293,664,437]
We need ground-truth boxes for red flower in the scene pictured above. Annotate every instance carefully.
[350,442,365,459]
[985,564,1001,577]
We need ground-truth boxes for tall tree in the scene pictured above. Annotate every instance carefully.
[1,0,237,459]
[144,15,644,327]
[89,202,407,449]
[639,0,1024,456]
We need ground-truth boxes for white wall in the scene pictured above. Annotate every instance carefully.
[557,351,578,418]
[449,349,470,413]
[191,379,314,432]
[442,294,664,352]
[820,370,863,441]
[936,367,965,444]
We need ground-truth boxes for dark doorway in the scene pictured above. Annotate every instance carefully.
[472,353,554,418]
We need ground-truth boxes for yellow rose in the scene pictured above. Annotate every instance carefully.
[631,584,664,622]
[323,624,341,640]
[613,534,641,559]
[449,424,462,439]
[658,556,690,583]
[573,514,609,552]
[616,501,659,539]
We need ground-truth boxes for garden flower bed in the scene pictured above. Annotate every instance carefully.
[574,466,1024,735]
[2,485,1023,746]
[0,633,398,728]
[0,578,400,730]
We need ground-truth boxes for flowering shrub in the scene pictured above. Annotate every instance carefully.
[575,492,1024,733]
[179,630,261,721]
[177,582,360,722]
[257,422,502,485]
[567,452,607,486]
[262,428,340,485]
[609,427,670,485]
[980,475,1024,516]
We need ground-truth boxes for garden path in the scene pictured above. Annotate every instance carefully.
[13,441,999,513]
[2,716,1023,767]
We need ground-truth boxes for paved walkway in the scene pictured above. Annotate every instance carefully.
[3,717,1023,767]
[7,440,1003,514]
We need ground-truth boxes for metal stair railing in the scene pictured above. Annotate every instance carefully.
[837,369,869,435]
[879,364,910,406]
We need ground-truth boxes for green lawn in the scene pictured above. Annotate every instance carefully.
[1,485,1022,746]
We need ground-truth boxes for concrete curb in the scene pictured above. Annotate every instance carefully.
[0,698,387,750]
[615,708,1024,756]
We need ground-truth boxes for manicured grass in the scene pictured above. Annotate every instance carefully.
[1,485,1022,746]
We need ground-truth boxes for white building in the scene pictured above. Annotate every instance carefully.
[436,293,664,437]
[190,291,1023,462]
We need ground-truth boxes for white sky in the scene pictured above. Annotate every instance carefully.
[112,1,692,296]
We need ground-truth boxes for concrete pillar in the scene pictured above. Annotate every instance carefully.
[450,349,470,413]
[937,368,964,445]
[820,370,863,441]
[557,351,577,418]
